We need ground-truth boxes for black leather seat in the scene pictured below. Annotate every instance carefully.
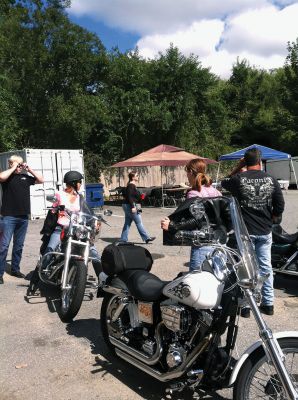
[272,225,298,245]
[119,270,167,301]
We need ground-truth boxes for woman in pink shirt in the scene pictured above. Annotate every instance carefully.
[161,158,221,271]
[185,159,222,270]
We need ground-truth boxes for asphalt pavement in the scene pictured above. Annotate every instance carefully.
[0,191,298,400]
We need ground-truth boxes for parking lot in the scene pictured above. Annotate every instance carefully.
[1,192,298,400]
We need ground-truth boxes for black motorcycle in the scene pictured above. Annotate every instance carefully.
[272,224,298,276]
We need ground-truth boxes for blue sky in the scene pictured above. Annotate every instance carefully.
[69,14,139,52]
[67,0,298,78]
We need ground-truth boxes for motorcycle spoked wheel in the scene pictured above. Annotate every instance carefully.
[233,338,298,400]
[59,259,87,323]
[101,293,131,354]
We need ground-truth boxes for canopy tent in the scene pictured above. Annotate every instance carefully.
[219,144,291,161]
[112,144,217,167]
[217,144,297,187]
[111,144,217,207]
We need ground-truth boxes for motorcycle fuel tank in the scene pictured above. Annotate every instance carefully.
[162,271,224,309]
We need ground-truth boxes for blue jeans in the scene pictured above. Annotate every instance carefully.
[250,233,273,306]
[120,204,150,242]
[43,226,101,276]
[189,246,213,271]
[0,216,29,276]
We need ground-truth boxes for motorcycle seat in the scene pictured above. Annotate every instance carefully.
[272,225,298,245]
[119,270,168,301]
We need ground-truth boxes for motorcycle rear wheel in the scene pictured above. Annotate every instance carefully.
[233,338,298,400]
[60,260,87,322]
[101,294,129,354]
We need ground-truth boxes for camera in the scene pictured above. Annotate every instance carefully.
[17,163,23,168]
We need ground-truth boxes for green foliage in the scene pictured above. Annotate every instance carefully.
[1,0,298,183]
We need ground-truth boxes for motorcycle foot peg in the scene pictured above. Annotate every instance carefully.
[187,369,204,379]
[166,381,186,393]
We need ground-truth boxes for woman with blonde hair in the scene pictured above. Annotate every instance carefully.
[161,158,221,270]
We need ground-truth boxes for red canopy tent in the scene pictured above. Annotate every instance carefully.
[111,144,217,207]
[111,144,217,167]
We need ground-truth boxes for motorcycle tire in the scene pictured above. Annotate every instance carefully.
[60,260,87,323]
[100,294,123,354]
[233,337,298,400]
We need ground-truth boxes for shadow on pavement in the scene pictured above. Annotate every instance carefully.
[65,318,229,400]
[23,272,98,316]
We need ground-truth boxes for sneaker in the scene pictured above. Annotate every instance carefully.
[259,304,274,316]
[145,236,156,244]
[240,307,251,318]
[10,270,25,278]
[0,276,3,284]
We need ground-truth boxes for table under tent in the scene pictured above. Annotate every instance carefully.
[111,144,217,207]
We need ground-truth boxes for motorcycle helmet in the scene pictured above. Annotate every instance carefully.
[63,170,84,190]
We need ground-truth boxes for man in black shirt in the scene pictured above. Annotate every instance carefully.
[0,155,44,284]
[221,148,285,315]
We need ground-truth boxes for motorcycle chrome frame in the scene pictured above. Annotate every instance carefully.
[61,211,93,291]
[272,250,298,276]
[39,211,96,289]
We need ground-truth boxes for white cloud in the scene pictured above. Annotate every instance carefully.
[69,0,269,35]
[221,4,298,56]
[68,0,298,77]
[137,20,225,59]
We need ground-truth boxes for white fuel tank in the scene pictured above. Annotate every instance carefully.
[162,271,224,309]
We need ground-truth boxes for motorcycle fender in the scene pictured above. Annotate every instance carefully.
[229,331,298,386]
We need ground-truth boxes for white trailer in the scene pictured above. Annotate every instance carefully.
[266,156,298,188]
[0,149,84,219]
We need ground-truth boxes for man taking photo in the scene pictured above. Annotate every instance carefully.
[0,155,44,284]
[221,147,285,316]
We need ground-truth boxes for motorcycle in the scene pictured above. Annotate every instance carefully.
[272,224,298,276]
[99,196,298,399]
[29,195,112,322]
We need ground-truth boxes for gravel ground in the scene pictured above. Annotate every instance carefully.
[0,191,298,400]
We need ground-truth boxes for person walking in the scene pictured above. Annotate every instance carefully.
[0,155,44,284]
[120,171,155,244]
[221,147,285,316]
[161,159,221,270]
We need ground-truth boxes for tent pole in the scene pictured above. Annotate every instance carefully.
[215,162,221,184]
[290,158,298,189]
[161,166,164,208]
[118,167,120,188]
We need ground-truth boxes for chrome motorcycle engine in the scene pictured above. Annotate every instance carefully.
[160,305,191,332]
[166,343,187,368]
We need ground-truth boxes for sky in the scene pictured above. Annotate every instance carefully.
[67,0,298,78]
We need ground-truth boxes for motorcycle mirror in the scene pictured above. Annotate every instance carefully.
[46,195,57,203]
[104,209,113,216]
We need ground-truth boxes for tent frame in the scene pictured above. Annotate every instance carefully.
[216,145,298,189]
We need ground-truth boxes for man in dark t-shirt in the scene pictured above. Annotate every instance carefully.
[221,148,285,316]
[0,155,44,284]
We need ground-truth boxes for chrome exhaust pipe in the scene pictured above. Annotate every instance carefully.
[109,323,163,366]
[114,335,211,382]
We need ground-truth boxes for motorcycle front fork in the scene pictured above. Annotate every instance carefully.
[61,239,90,290]
[245,289,298,400]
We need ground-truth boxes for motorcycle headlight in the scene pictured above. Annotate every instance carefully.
[73,225,89,240]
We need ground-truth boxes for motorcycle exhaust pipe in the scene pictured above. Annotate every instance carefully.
[114,335,211,382]
[109,323,163,366]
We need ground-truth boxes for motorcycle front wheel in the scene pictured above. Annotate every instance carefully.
[233,338,298,400]
[60,260,87,322]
